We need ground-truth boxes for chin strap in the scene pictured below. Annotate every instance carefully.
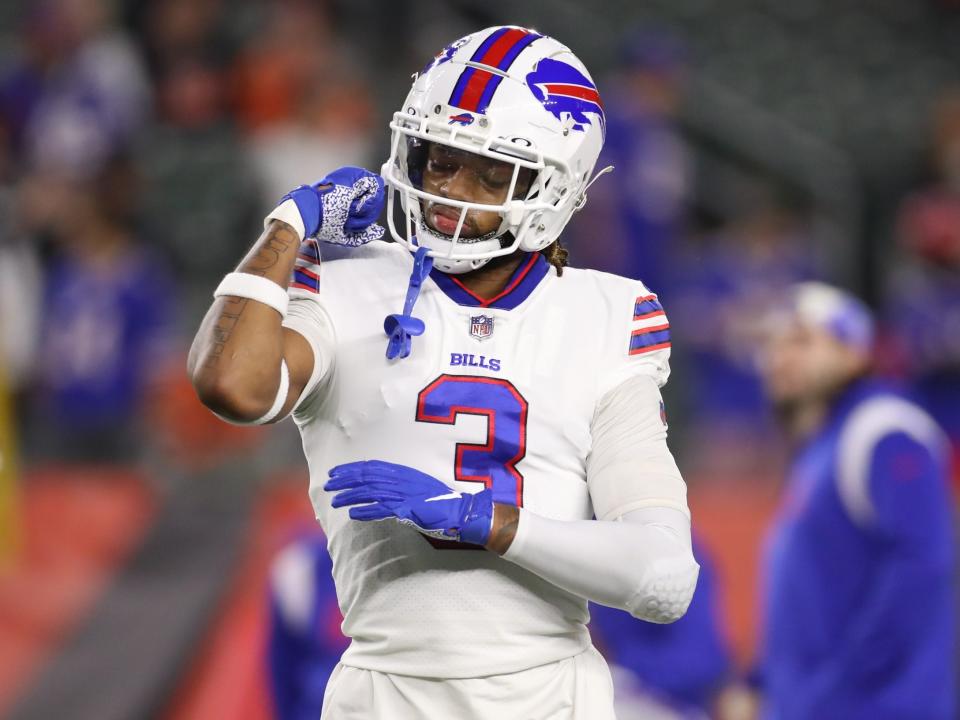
[384,246,433,360]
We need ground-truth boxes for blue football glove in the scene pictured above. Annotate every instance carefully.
[280,166,385,246]
[324,460,494,546]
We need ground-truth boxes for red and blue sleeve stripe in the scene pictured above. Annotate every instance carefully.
[291,240,321,292]
[291,267,319,293]
[449,28,541,114]
[630,294,670,355]
[629,325,671,355]
[297,239,320,264]
[634,294,665,320]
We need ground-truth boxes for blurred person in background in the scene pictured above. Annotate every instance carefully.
[25,155,177,462]
[267,532,348,720]
[134,0,333,293]
[0,180,42,402]
[230,0,334,135]
[731,282,955,720]
[0,0,149,179]
[590,538,732,719]
[569,29,692,294]
[232,0,377,211]
[137,45,258,293]
[128,0,232,82]
[0,0,153,412]
[668,191,815,474]
[886,88,960,484]
[248,69,376,209]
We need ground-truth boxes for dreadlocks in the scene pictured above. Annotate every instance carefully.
[540,239,569,276]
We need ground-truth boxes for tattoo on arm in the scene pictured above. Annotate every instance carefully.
[202,296,248,369]
[201,223,300,370]
[242,225,299,276]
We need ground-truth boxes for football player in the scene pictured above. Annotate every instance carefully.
[189,26,699,719]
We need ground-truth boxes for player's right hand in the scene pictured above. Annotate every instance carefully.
[279,167,385,246]
[324,460,494,546]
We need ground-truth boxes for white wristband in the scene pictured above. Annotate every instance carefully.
[214,273,289,317]
[212,359,291,426]
[264,198,306,240]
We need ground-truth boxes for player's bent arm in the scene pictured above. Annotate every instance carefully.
[188,218,314,423]
[189,169,385,422]
[488,373,699,622]
[492,505,699,623]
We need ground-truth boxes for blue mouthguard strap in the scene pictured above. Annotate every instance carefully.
[384,246,433,360]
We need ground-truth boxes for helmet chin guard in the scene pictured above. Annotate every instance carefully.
[412,227,500,275]
[381,26,607,274]
[381,174,505,274]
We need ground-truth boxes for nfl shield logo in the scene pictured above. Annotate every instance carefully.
[469,315,494,341]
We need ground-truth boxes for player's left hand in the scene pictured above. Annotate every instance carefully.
[324,460,494,545]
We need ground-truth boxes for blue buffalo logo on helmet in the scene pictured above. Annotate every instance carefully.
[448,112,475,126]
[421,36,470,75]
[525,58,604,133]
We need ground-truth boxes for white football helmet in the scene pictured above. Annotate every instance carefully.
[381,26,608,273]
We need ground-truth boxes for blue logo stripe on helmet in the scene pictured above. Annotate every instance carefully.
[449,66,477,107]
[449,30,542,114]
[470,27,512,62]
[474,33,541,112]
[475,75,504,114]
[496,32,541,71]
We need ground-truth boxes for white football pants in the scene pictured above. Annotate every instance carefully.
[320,645,616,719]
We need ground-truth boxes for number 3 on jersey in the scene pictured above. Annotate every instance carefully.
[416,374,528,508]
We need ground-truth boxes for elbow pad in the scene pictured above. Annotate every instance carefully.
[625,553,699,623]
[501,506,699,622]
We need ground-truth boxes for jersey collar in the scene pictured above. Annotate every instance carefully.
[429,252,550,310]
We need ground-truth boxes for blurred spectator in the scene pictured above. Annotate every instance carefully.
[0,186,42,393]
[232,1,377,208]
[157,56,225,130]
[129,0,232,81]
[0,0,149,179]
[138,55,258,290]
[267,532,349,720]
[590,538,732,719]
[886,89,960,478]
[570,29,692,294]
[230,0,333,135]
[248,69,376,208]
[27,155,177,462]
[668,195,815,471]
[750,283,955,719]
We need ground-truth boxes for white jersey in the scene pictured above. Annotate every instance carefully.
[284,240,675,679]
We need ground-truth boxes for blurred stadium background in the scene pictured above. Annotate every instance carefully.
[0,0,958,718]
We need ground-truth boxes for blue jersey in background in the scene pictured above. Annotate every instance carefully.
[759,379,956,720]
[589,538,732,715]
[267,533,348,720]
